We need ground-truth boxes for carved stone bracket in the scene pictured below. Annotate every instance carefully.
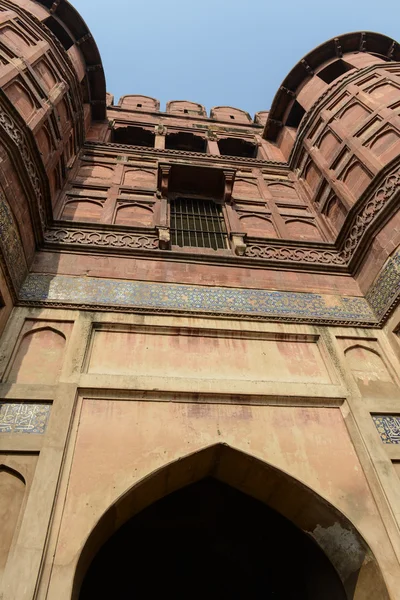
[157,164,172,198]
[155,123,167,136]
[231,232,247,256]
[222,168,236,203]
[206,128,218,141]
[157,226,170,250]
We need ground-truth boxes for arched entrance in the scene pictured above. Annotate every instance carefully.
[80,477,346,599]
[73,444,390,600]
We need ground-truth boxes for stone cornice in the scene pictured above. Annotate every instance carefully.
[83,141,288,170]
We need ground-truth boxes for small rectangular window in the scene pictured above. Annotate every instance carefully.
[170,198,228,250]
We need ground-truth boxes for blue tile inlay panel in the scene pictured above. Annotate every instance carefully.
[19,273,377,323]
[366,247,400,320]
[373,415,400,444]
[0,402,50,434]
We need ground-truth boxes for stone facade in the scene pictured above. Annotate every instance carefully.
[0,4,400,598]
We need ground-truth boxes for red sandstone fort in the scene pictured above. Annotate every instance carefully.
[0,2,400,599]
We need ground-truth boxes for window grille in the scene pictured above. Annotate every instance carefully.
[170,198,228,250]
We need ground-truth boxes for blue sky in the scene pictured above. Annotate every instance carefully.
[72,0,399,118]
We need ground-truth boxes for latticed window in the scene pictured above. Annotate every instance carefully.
[170,198,228,250]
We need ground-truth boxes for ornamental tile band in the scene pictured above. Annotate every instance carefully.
[0,402,50,434]
[19,273,377,324]
[373,415,400,444]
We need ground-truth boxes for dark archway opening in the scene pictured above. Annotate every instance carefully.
[79,478,346,599]
[218,137,258,158]
[112,126,155,148]
[165,132,207,153]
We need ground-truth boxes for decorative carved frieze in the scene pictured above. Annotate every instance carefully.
[245,243,346,265]
[0,93,48,230]
[0,188,28,294]
[341,161,400,263]
[44,227,159,250]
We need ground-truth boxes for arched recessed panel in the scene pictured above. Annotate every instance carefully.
[318,130,341,159]
[240,215,277,237]
[268,183,300,201]
[35,126,52,163]
[0,466,25,580]
[369,82,400,104]
[304,161,321,193]
[369,129,400,158]
[5,82,36,121]
[114,204,153,227]
[62,200,103,223]
[341,162,371,199]
[325,196,347,231]
[344,345,398,398]
[8,327,66,384]
[78,165,113,180]
[233,179,260,199]
[0,26,32,50]
[34,59,57,92]
[123,169,155,188]
[339,103,369,128]
[286,219,322,241]
[56,99,70,129]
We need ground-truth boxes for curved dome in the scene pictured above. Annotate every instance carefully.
[265,31,400,140]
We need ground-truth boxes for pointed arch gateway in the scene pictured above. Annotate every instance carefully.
[73,444,389,600]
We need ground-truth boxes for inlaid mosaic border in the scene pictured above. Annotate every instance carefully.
[19,273,377,325]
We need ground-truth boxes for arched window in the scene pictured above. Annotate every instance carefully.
[170,198,228,250]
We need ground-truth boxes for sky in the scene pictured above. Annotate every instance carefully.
[71,0,399,119]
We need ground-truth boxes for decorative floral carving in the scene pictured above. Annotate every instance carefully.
[0,188,27,290]
[245,244,346,265]
[44,227,159,249]
[340,164,400,262]
[0,100,46,227]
